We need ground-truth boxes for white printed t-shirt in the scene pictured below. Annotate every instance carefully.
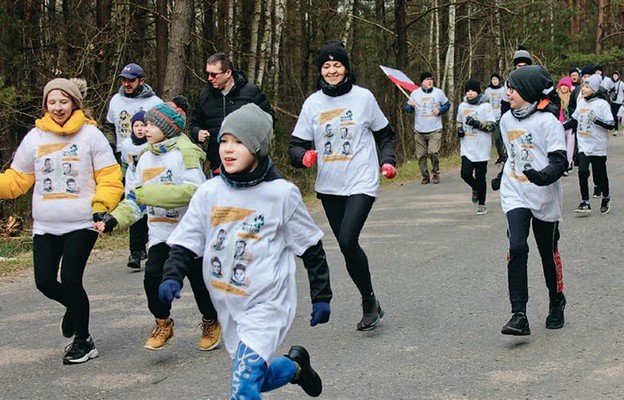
[167,177,323,363]
[11,124,117,235]
[132,149,205,247]
[500,110,566,222]
[120,138,148,195]
[457,100,496,162]
[106,94,162,152]
[484,86,506,120]
[291,85,388,197]
[572,97,613,156]
[408,87,449,133]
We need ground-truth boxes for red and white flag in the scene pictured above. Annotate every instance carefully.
[379,65,419,95]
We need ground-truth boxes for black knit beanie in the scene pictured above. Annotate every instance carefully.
[420,71,434,83]
[316,40,350,72]
[507,65,555,104]
[580,64,596,76]
[465,79,481,94]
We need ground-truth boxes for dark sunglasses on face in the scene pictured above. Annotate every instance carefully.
[207,71,226,78]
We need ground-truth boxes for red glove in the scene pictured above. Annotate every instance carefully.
[381,163,396,179]
[302,150,318,168]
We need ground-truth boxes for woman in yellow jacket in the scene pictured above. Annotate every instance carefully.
[0,78,123,365]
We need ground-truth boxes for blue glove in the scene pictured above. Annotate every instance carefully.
[310,302,331,326]
[159,279,182,304]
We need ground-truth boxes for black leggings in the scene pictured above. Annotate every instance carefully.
[318,193,376,298]
[144,242,217,320]
[506,208,564,313]
[460,156,487,205]
[33,229,99,339]
[577,152,609,200]
[129,214,148,253]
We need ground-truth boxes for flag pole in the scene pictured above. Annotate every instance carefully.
[393,82,411,99]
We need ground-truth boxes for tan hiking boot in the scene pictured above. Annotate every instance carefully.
[198,318,222,351]
[144,318,174,350]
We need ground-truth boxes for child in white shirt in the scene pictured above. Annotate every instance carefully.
[571,74,616,214]
[120,110,149,269]
[499,65,568,336]
[159,104,332,398]
[456,79,496,215]
[94,96,221,352]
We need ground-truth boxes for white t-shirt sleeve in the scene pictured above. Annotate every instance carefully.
[167,184,208,257]
[11,130,36,174]
[282,185,323,257]
[91,127,119,170]
[368,94,389,132]
[291,99,315,142]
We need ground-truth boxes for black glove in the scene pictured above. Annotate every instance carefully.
[491,170,503,191]
[93,212,118,233]
[465,115,480,127]
[523,168,549,186]
[456,127,465,138]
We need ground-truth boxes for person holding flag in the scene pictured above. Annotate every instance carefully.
[405,71,451,184]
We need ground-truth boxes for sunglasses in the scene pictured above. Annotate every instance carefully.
[207,71,226,78]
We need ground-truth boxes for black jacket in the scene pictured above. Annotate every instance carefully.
[189,70,275,170]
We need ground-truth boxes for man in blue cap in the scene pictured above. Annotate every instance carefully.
[104,63,162,162]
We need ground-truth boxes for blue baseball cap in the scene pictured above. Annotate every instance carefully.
[118,63,145,79]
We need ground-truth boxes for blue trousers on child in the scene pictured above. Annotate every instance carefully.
[230,341,298,399]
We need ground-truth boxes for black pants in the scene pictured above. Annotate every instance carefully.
[318,193,376,298]
[460,156,487,205]
[506,208,564,313]
[577,152,609,200]
[33,229,99,339]
[129,214,148,253]
[144,242,217,320]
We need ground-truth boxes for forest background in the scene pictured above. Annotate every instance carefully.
[1,0,624,226]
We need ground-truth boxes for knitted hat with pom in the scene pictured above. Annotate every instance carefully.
[145,96,189,138]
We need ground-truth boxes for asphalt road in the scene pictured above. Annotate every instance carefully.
[1,138,624,400]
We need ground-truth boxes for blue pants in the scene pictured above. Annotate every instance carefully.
[230,342,298,399]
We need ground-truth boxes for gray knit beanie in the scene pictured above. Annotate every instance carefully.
[42,78,87,110]
[584,74,602,93]
[219,103,273,158]
[512,47,533,66]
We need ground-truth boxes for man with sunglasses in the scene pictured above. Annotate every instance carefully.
[190,53,275,176]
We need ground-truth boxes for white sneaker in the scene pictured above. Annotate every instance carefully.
[476,205,488,215]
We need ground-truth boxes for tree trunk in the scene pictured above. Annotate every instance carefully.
[155,0,168,95]
[202,0,216,57]
[442,0,456,151]
[257,0,273,87]
[395,0,408,70]
[95,0,112,86]
[596,0,605,53]
[129,0,148,61]
[342,0,355,46]
[271,0,286,97]
[248,0,262,81]
[162,0,193,98]
[493,0,502,73]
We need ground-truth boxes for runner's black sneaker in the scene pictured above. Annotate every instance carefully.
[545,294,566,329]
[287,345,322,397]
[600,198,611,214]
[357,296,384,331]
[501,312,531,335]
[139,249,148,260]
[574,202,591,213]
[127,251,141,269]
[593,187,601,198]
[63,336,98,365]
[59,309,75,338]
